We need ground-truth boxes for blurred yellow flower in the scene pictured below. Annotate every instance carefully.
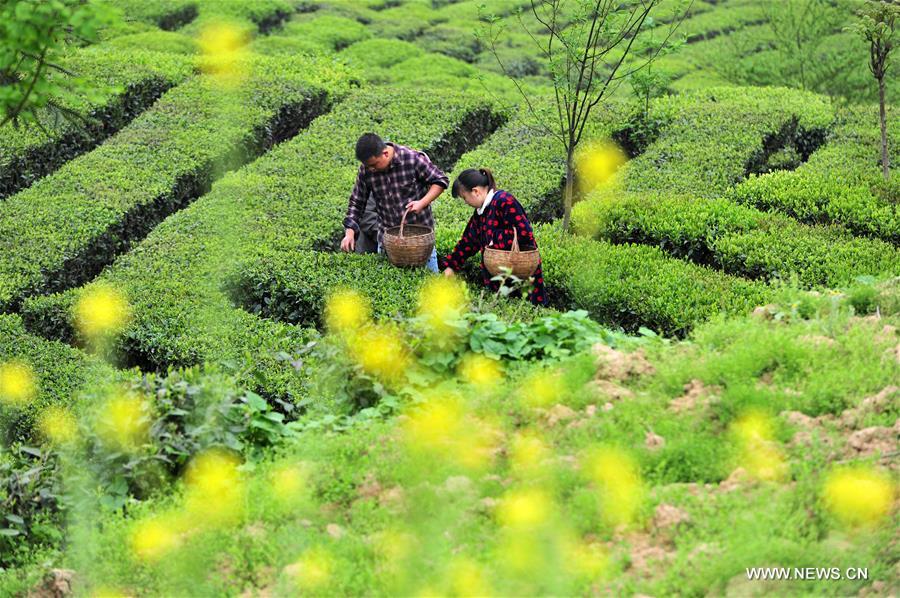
[587,447,644,526]
[496,532,542,574]
[497,488,552,530]
[562,536,608,579]
[184,449,245,527]
[0,360,36,406]
[73,285,131,342]
[417,277,467,336]
[198,20,250,87]
[732,410,774,444]
[509,432,550,476]
[403,396,463,452]
[823,466,895,528]
[288,547,333,591]
[131,516,181,562]
[457,417,501,471]
[325,289,371,336]
[90,588,129,598]
[352,324,410,383]
[95,391,149,451]
[372,528,416,575]
[402,397,498,470]
[730,410,787,482]
[575,140,627,195]
[458,353,502,389]
[521,368,560,408]
[448,557,493,597]
[38,406,77,446]
[269,462,308,506]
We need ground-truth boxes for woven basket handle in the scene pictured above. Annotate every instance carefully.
[400,206,413,237]
[511,227,520,253]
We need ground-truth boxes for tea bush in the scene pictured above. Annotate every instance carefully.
[0,55,346,312]
[0,315,118,444]
[574,191,900,287]
[0,48,194,199]
[538,224,770,336]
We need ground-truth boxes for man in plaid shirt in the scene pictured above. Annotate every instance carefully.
[340,133,448,272]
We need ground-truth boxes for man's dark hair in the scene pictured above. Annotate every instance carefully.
[355,133,386,162]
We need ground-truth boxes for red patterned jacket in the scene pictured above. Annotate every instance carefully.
[442,190,547,306]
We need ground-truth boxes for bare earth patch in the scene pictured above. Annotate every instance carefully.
[592,343,655,381]
[670,379,721,414]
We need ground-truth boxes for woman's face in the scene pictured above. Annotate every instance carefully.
[459,185,488,209]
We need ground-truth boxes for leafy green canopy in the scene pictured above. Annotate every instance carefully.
[0,0,115,127]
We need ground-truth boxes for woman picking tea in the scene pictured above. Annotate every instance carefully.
[441,168,548,306]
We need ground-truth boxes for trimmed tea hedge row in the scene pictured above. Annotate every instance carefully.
[537,223,770,337]
[337,39,425,81]
[727,105,899,244]
[0,315,118,444]
[623,86,833,198]
[227,250,431,327]
[278,14,371,50]
[226,248,546,331]
[649,23,775,86]
[572,190,900,288]
[105,0,199,31]
[678,1,766,43]
[179,0,306,36]
[369,3,445,40]
[0,48,194,199]
[105,30,201,55]
[21,89,506,401]
[0,55,351,312]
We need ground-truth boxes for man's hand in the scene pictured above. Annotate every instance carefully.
[443,267,455,278]
[340,229,355,252]
[405,198,428,214]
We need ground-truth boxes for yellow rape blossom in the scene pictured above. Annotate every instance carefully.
[184,449,245,527]
[352,324,410,383]
[325,289,371,336]
[823,466,895,529]
[287,547,333,591]
[575,140,627,195]
[0,360,36,406]
[587,447,644,526]
[497,487,552,530]
[198,20,250,87]
[73,285,131,343]
[730,410,787,482]
[457,353,502,389]
[38,406,78,446]
[95,391,149,451]
[131,516,181,562]
[417,276,467,338]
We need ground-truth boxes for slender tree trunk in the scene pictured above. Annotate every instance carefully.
[563,149,575,232]
[878,75,890,181]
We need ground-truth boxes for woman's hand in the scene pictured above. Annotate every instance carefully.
[443,267,455,278]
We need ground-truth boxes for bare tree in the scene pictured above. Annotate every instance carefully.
[848,0,898,182]
[482,0,691,230]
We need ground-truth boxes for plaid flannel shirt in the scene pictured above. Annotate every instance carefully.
[343,143,448,247]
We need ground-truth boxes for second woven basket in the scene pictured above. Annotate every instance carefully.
[483,228,540,278]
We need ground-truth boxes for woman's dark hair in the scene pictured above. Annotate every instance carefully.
[451,168,496,198]
[355,132,386,162]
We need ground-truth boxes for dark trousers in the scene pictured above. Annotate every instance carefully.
[355,192,379,254]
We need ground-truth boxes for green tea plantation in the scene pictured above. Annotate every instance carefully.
[0,0,897,596]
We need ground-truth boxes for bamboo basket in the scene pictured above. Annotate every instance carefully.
[382,207,435,267]
[484,228,540,278]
